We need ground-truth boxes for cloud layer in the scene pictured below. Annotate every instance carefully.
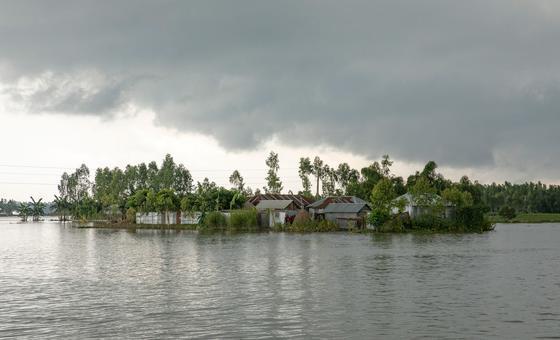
[1,0,560,176]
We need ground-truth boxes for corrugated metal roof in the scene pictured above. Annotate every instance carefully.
[248,194,314,208]
[307,196,366,209]
[393,193,450,206]
[255,200,294,210]
[323,203,371,214]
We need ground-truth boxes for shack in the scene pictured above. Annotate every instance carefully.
[306,196,368,219]
[323,202,371,229]
[248,194,314,227]
[255,199,296,227]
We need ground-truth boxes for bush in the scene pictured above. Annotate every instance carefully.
[368,209,391,227]
[412,214,453,231]
[499,206,517,220]
[228,209,258,232]
[200,211,227,231]
[126,207,136,223]
[284,217,339,232]
[409,208,494,233]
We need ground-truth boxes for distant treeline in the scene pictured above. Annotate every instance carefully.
[0,199,20,216]
[5,153,560,220]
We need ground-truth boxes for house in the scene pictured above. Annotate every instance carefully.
[246,194,314,210]
[306,196,367,218]
[391,193,454,218]
[306,196,371,229]
[247,194,314,227]
[323,203,371,229]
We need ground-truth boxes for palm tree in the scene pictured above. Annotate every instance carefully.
[30,196,45,222]
[18,202,31,222]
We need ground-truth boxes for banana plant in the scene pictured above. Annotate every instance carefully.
[18,202,31,222]
[53,195,70,221]
[30,196,45,222]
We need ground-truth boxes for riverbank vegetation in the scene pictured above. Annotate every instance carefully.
[6,152,560,232]
[487,213,560,224]
[198,209,260,232]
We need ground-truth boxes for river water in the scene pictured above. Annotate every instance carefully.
[0,218,559,339]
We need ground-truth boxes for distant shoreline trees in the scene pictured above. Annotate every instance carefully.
[5,152,560,225]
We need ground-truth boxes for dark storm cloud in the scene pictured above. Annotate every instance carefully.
[1,0,560,173]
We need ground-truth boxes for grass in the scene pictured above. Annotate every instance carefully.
[487,213,560,224]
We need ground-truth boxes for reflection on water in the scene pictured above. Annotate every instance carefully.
[0,218,559,339]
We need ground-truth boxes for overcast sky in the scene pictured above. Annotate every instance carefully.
[1,0,560,201]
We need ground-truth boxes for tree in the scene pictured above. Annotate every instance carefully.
[155,189,179,224]
[499,206,517,220]
[136,163,149,190]
[158,154,177,190]
[369,178,397,226]
[53,195,70,221]
[442,187,473,208]
[147,161,159,191]
[298,157,313,196]
[229,170,245,192]
[124,165,139,196]
[311,156,324,198]
[174,164,193,196]
[336,163,359,194]
[321,165,338,196]
[74,164,91,201]
[264,151,283,194]
[410,177,437,208]
[381,154,393,177]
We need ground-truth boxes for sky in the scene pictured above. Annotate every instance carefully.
[1,0,560,201]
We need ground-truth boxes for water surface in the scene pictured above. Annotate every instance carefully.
[1,218,559,339]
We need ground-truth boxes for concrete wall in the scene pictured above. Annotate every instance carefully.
[136,212,179,225]
[181,212,202,225]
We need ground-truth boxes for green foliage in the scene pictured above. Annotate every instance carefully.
[229,170,245,192]
[368,209,391,227]
[126,207,136,223]
[370,178,397,221]
[298,157,313,196]
[488,212,560,224]
[0,199,20,216]
[375,214,410,233]
[228,209,258,232]
[499,206,517,220]
[18,202,31,222]
[280,218,339,233]
[265,151,283,194]
[29,196,45,221]
[200,211,228,231]
[442,187,473,208]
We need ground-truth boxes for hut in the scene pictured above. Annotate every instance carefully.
[247,194,314,227]
[306,196,368,219]
[323,202,371,229]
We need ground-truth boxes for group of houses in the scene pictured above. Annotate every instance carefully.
[136,192,445,229]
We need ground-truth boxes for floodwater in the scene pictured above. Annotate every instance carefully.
[0,217,559,339]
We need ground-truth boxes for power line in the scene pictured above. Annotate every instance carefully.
[0,163,299,172]
[0,172,63,176]
[0,182,56,186]
[0,164,74,170]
